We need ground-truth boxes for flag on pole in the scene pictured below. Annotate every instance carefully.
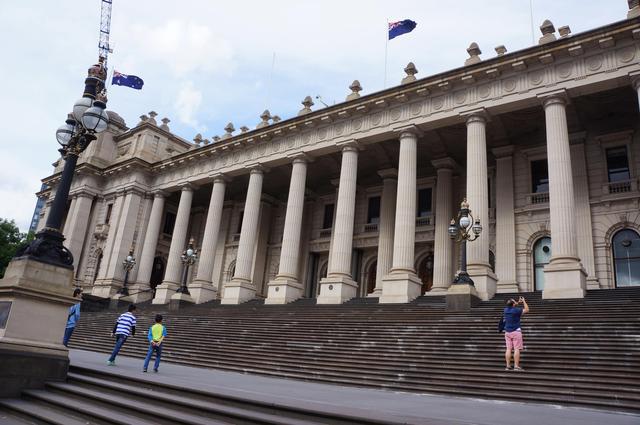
[112,71,144,90]
[388,19,417,40]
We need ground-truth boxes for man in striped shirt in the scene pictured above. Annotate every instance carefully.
[107,304,137,365]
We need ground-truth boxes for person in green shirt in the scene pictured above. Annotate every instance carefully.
[143,314,167,373]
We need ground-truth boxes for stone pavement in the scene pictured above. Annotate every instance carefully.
[70,349,640,425]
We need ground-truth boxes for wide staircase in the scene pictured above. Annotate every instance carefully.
[2,287,639,422]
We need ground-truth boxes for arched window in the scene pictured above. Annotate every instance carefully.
[533,237,551,291]
[612,229,640,287]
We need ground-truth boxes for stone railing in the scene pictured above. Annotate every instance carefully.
[318,228,332,239]
[363,223,379,233]
[526,192,549,205]
[232,233,241,242]
[415,215,433,227]
[602,178,636,195]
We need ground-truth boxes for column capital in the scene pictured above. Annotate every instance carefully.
[431,157,458,170]
[287,152,313,164]
[392,124,423,138]
[538,89,570,108]
[152,189,168,198]
[247,164,267,175]
[460,107,490,125]
[377,168,398,180]
[491,145,515,158]
[336,139,361,152]
[179,182,196,192]
[210,173,230,184]
[630,71,640,90]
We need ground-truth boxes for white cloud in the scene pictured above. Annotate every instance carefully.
[175,81,204,130]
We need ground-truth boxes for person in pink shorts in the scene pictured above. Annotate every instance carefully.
[503,296,529,371]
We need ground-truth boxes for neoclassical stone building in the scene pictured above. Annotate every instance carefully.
[37,4,640,305]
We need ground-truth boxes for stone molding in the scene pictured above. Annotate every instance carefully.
[431,157,458,170]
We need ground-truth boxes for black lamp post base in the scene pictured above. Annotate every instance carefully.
[116,287,129,296]
[452,271,475,286]
[175,286,190,295]
[16,228,74,270]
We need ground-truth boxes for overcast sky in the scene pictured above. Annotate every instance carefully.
[0,1,627,232]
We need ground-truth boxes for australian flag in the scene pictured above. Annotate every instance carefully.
[112,71,144,90]
[389,19,417,40]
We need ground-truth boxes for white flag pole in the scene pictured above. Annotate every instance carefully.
[384,19,389,89]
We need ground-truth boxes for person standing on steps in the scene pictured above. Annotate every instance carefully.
[503,296,529,371]
[143,314,167,373]
[63,288,82,347]
[107,304,137,366]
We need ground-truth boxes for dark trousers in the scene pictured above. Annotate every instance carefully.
[63,327,75,347]
[108,334,128,362]
[143,343,162,371]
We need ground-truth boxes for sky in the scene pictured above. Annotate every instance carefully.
[0,1,627,232]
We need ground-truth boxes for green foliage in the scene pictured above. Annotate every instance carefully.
[0,219,30,278]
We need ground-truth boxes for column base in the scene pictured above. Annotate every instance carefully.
[424,284,450,296]
[90,279,120,298]
[543,261,586,299]
[265,278,303,304]
[0,257,75,396]
[586,277,600,291]
[446,283,481,311]
[316,275,358,304]
[367,287,383,298]
[496,280,520,294]
[467,266,498,301]
[169,292,195,310]
[220,279,256,305]
[379,271,422,304]
[152,281,180,305]
[189,280,218,304]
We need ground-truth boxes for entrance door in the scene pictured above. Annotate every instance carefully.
[366,261,377,294]
[533,237,551,291]
[150,257,165,295]
[613,229,640,287]
[418,255,434,294]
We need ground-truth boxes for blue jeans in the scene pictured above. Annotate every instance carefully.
[143,343,162,371]
[108,334,128,362]
[63,327,75,347]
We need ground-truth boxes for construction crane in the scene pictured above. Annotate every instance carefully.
[98,0,113,68]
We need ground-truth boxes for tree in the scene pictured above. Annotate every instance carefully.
[0,219,30,278]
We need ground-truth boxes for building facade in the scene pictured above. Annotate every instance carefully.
[37,5,640,305]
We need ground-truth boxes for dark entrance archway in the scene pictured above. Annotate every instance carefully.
[150,256,165,295]
[418,254,434,294]
[366,261,377,294]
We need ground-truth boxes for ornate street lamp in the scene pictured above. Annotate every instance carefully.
[176,238,198,295]
[18,60,110,268]
[117,248,136,296]
[448,199,483,285]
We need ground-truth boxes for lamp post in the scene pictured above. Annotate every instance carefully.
[176,238,198,295]
[117,248,136,296]
[17,60,110,268]
[448,199,483,285]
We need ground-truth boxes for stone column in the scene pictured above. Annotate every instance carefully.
[153,185,194,304]
[132,191,165,302]
[63,193,94,269]
[380,128,423,304]
[632,74,640,109]
[266,156,309,304]
[540,92,586,299]
[429,158,456,294]
[189,176,227,303]
[463,110,497,301]
[492,146,519,293]
[222,167,264,304]
[317,144,359,304]
[370,169,397,297]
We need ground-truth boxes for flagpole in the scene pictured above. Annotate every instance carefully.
[384,19,389,89]
[529,0,535,44]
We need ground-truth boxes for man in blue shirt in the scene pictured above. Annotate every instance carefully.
[503,296,529,371]
[63,288,82,347]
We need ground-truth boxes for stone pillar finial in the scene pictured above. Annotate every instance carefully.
[539,20,556,44]
[193,133,202,146]
[257,110,271,128]
[213,135,221,142]
[495,45,507,56]
[222,122,235,139]
[239,126,249,133]
[629,0,640,18]
[202,138,210,145]
[272,115,281,123]
[346,80,362,101]
[401,62,418,84]
[137,114,149,126]
[558,25,571,37]
[298,96,314,116]
[160,117,171,132]
[147,111,158,125]
[464,42,482,66]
